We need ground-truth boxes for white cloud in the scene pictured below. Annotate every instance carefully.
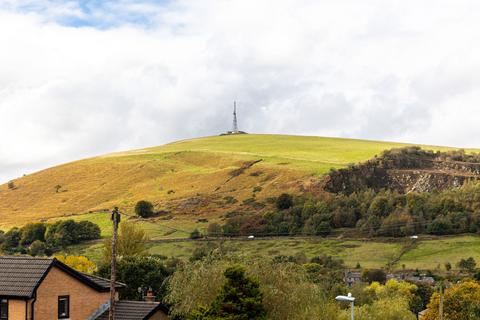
[1,0,480,182]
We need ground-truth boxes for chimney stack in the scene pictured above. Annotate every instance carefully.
[144,288,155,303]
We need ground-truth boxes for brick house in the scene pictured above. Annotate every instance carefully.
[0,256,168,320]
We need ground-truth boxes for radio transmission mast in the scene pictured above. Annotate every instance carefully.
[232,101,239,133]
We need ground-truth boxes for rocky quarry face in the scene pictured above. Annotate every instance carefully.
[323,147,480,194]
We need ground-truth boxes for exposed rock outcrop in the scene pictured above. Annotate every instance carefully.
[324,147,480,194]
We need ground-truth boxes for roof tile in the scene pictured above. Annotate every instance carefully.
[96,301,166,320]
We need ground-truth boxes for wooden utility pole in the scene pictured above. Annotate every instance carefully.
[439,282,444,320]
[109,207,121,320]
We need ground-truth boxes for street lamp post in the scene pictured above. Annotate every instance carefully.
[335,293,355,320]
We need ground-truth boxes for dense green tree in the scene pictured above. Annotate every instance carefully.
[458,257,476,272]
[304,214,331,236]
[97,256,172,300]
[46,220,100,249]
[411,283,433,315]
[76,221,101,241]
[1,228,21,253]
[0,220,100,254]
[368,196,393,217]
[362,269,386,284]
[20,223,46,246]
[46,220,79,248]
[190,265,266,320]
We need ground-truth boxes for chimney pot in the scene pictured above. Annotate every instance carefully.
[144,289,155,303]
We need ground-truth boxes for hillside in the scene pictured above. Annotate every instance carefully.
[0,134,472,228]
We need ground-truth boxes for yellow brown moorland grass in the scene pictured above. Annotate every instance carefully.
[0,134,470,229]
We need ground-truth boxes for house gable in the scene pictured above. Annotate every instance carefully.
[34,265,111,320]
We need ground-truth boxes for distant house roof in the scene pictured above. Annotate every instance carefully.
[0,256,124,299]
[96,301,168,320]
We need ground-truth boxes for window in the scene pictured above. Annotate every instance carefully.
[58,296,69,319]
[0,298,7,320]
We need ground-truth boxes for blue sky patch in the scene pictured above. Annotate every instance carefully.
[1,0,172,29]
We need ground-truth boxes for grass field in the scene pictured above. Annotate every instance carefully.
[0,134,469,228]
[399,235,480,270]
[146,238,405,269]
[149,235,480,271]
[68,235,480,272]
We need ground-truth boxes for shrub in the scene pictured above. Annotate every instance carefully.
[190,246,212,262]
[223,196,238,204]
[190,229,202,239]
[29,240,47,256]
[135,200,155,218]
[207,223,223,236]
[445,262,452,271]
[276,193,293,210]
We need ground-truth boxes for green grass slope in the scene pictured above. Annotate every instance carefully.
[69,235,480,272]
[0,134,466,228]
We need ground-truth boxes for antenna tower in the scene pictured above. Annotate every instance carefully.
[232,101,239,133]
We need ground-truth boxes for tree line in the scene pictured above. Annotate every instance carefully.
[207,181,480,238]
[0,219,101,256]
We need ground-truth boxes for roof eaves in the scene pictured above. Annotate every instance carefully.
[144,303,169,319]
[30,259,55,299]
[82,272,126,288]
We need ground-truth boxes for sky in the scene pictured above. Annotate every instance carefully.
[1,0,480,183]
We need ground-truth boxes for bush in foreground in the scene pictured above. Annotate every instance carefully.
[165,255,340,320]
[423,280,480,320]
[190,265,266,320]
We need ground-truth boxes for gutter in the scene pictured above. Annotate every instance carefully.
[31,291,37,320]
